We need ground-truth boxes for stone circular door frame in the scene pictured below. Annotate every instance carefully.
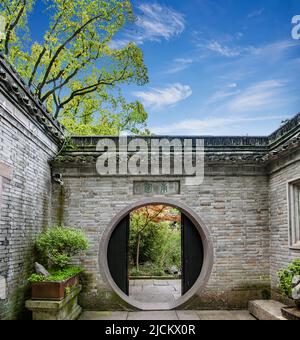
[99,197,214,311]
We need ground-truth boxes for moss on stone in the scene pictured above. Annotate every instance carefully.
[79,290,137,312]
[2,232,37,320]
[57,186,65,225]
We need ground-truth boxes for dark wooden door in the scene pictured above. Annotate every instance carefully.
[108,215,129,295]
[181,213,204,295]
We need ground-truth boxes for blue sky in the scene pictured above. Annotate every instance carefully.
[29,0,300,136]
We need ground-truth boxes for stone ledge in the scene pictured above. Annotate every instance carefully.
[26,285,82,320]
[249,300,287,320]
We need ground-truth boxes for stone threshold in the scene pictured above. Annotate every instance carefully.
[79,310,255,321]
[249,300,287,320]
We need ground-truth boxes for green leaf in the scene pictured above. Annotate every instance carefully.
[1,0,149,135]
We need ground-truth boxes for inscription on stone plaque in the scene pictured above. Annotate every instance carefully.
[133,181,180,195]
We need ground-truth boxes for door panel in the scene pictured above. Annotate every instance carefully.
[182,214,204,295]
[108,215,129,295]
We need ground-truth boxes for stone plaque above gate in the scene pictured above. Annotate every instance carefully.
[133,181,180,196]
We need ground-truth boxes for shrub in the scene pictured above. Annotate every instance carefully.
[36,226,88,269]
[28,266,83,283]
[129,264,168,278]
[278,260,300,297]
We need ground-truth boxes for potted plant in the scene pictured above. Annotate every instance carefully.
[28,226,89,301]
[278,260,300,320]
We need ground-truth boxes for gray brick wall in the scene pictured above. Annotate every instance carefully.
[269,149,300,297]
[51,163,271,309]
[0,94,58,320]
[1,93,298,313]
[0,55,299,316]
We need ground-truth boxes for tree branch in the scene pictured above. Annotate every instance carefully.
[55,65,129,117]
[40,66,81,102]
[28,12,65,87]
[5,0,26,55]
[2,0,12,15]
[36,11,111,98]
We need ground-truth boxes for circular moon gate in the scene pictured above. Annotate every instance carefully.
[99,198,214,311]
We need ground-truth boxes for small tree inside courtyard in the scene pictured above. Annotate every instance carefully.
[129,206,181,277]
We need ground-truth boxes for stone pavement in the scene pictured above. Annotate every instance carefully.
[129,279,181,304]
[79,310,255,320]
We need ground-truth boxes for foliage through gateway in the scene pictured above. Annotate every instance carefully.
[129,205,181,277]
[0,0,149,135]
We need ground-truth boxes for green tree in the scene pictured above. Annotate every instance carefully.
[0,0,149,135]
[129,206,181,275]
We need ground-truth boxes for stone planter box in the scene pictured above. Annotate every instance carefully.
[31,275,79,301]
[281,307,300,321]
[26,285,82,320]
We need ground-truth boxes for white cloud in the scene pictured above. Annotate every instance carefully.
[108,39,131,50]
[151,115,288,135]
[251,40,298,59]
[227,80,286,112]
[134,83,192,109]
[203,40,259,58]
[248,8,265,18]
[165,58,194,74]
[200,38,298,60]
[150,79,292,135]
[110,3,185,49]
[206,41,242,57]
[208,83,240,103]
[136,3,185,41]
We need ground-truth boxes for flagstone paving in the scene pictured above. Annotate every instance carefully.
[79,280,256,320]
[79,310,256,320]
[129,279,181,304]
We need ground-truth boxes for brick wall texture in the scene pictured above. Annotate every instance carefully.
[0,80,300,316]
[268,151,300,294]
[50,163,274,310]
[0,95,58,319]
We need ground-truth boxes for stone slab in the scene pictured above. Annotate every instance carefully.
[173,293,181,300]
[197,310,255,320]
[176,311,200,320]
[249,300,287,320]
[79,310,255,321]
[142,285,176,294]
[133,280,154,286]
[129,286,143,294]
[127,311,178,321]
[231,310,256,320]
[79,311,129,320]
[153,280,170,286]
[130,293,175,304]
[281,307,300,321]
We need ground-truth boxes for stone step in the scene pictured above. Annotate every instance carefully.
[249,300,287,320]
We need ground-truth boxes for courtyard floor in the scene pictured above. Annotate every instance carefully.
[79,310,255,320]
[129,279,181,304]
[79,279,256,320]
